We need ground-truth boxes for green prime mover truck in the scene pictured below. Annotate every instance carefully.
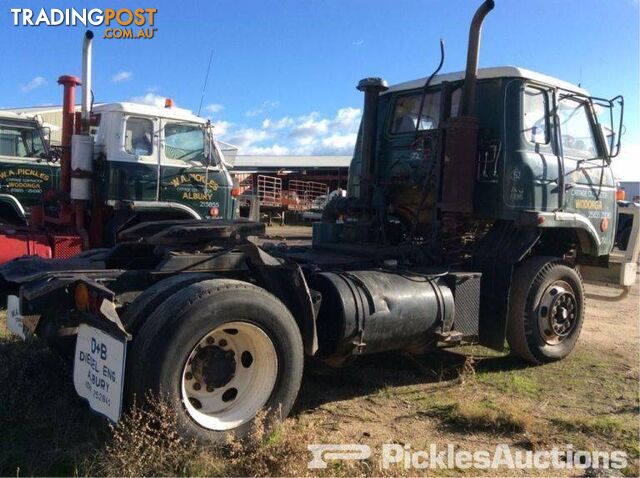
[2,0,638,443]
[0,107,234,228]
[0,31,235,263]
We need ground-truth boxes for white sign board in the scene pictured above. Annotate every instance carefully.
[73,323,126,422]
[7,295,25,340]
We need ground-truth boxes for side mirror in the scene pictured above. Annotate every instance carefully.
[41,126,52,149]
[202,122,213,167]
[609,95,624,159]
[599,124,615,156]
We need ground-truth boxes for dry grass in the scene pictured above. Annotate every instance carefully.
[1,293,639,477]
[424,400,532,435]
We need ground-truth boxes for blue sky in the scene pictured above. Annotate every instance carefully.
[1,0,638,178]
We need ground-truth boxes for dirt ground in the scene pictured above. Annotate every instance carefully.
[0,225,638,476]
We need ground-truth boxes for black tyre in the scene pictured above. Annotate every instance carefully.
[506,256,584,364]
[127,279,304,443]
[121,273,215,334]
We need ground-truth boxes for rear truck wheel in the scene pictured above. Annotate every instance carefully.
[126,279,304,443]
[506,256,585,364]
[121,273,215,334]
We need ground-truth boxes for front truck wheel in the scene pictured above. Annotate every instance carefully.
[506,256,585,364]
[127,279,304,443]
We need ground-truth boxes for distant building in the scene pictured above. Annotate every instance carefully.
[619,181,640,203]
[1,104,75,145]
[230,155,351,193]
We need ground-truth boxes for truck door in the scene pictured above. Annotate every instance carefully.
[555,93,616,255]
[107,114,159,201]
[504,82,559,212]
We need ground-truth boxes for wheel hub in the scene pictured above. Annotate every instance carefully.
[538,280,578,345]
[549,293,576,338]
[191,345,236,389]
[181,321,278,431]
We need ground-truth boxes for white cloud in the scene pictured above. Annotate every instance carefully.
[211,120,231,136]
[352,39,364,47]
[262,117,294,130]
[205,103,224,114]
[111,71,133,83]
[243,144,291,155]
[130,92,169,108]
[216,106,362,155]
[289,112,330,138]
[246,100,280,117]
[20,76,47,92]
[225,128,272,150]
[612,142,640,181]
[319,133,359,154]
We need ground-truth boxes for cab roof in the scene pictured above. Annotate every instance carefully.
[94,102,207,123]
[384,66,589,96]
[0,110,40,122]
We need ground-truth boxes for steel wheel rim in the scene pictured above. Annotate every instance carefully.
[181,321,278,431]
[537,280,578,345]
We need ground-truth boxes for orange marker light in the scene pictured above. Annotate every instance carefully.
[230,187,242,197]
[164,98,174,108]
[616,189,626,201]
[210,207,219,217]
[74,283,90,312]
[600,218,609,232]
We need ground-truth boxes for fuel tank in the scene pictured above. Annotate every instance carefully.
[310,270,454,358]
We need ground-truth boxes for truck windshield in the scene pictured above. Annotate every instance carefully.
[557,97,599,159]
[0,121,46,158]
[164,123,209,163]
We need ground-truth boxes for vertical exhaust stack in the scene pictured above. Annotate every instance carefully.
[80,30,94,133]
[356,77,388,208]
[440,0,494,214]
[460,0,495,116]
[57,75,81,196]
[72,30,95,248]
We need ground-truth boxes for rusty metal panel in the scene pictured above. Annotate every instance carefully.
[440,116,479,214]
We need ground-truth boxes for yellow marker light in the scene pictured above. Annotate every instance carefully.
[74,283,90,312]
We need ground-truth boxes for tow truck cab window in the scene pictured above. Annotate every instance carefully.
[557,96,598,159]
[523,86,549,144]
[164,123,205,163]
[390,89,461,134]
[124,117,153,156]
[0,121,46,158]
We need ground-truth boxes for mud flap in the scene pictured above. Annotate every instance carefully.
[242,244,319,356]
[472,220,541,350]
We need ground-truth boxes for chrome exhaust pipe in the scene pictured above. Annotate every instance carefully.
[81,30,94,134]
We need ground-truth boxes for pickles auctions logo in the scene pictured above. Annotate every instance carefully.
[10,8,158,39]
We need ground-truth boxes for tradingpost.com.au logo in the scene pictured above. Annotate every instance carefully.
[9,8,158,39]
[308,443,629,471]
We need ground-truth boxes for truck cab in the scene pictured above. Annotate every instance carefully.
[0,111,54,225]
[344,66,625,262]
[91,102,234,226]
